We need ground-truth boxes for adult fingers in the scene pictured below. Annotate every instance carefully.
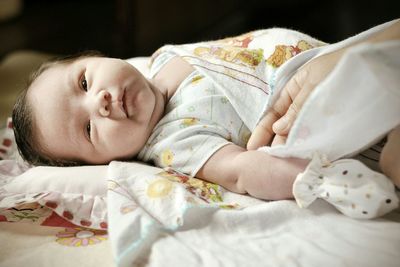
[247,85,299,149]
[271,134,287,146]
[247,112,276,149]
[272,68,315,135]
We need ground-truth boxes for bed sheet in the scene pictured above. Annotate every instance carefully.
[107,161,400,267]
[0,222,114,267]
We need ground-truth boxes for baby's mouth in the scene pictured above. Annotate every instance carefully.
[122,89,129,117]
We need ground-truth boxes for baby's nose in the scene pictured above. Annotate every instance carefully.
[97,90,111,117]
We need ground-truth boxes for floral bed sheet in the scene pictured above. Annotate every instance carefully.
[0,222,113,267]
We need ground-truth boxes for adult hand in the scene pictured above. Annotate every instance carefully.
[246,20,400,150]
[247,49,344,149]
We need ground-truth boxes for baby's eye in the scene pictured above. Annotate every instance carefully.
[86,122,91,140]
[81,75,88,92]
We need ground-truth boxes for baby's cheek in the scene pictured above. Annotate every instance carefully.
[100,120,147,159]
[111,128,139,155]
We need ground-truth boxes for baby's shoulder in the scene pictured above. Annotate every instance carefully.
[152,54,195,101]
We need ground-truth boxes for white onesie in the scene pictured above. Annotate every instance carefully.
[138,28,324,176]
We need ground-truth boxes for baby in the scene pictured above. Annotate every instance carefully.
[12,22,400,203]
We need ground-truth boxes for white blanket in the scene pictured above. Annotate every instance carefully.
[264,40,400,161]
[106,21,400,266]
[107,161,400,267]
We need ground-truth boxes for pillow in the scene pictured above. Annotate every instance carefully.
[4,165,108,196]
[0,164,109,229]
[0,117,19,161]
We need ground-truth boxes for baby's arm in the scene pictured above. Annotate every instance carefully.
[196,144,308,200]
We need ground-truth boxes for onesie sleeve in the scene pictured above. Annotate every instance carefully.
[138,122,233,177]
[148,45,177,78]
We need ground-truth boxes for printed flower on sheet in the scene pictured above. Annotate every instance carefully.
[56,227,107,247]
[0,202,52,224]
[147,178,174,198]
[159,168,223,203]
[108,179,139,215]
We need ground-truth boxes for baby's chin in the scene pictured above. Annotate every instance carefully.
[88,154,136,165]
[84,143,144,165]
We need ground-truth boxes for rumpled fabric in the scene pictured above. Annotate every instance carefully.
[107,160,400,267]
[262,26,400,218]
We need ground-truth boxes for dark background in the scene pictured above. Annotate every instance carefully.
[0,0,399,59]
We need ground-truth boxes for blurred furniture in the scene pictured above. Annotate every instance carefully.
[114,0,400,57]
[0,0,22,22]
[115,0,258,57]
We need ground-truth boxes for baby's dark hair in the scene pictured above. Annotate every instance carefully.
[12,51,103,166]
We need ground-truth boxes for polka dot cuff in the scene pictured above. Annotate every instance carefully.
[293,153,399,219]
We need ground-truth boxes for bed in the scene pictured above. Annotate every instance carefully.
[1,27,400,267]
[1,147,399,267]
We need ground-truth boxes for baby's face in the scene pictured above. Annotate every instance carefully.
[28,57,165,164]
